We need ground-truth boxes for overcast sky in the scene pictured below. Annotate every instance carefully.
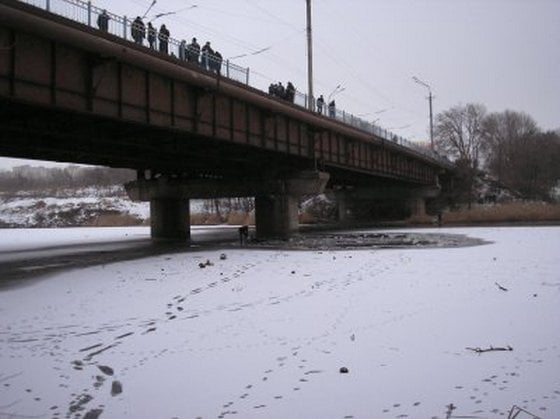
[1,0,559,170]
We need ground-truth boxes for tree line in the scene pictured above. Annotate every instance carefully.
[434,104,560,202]
[0,165,135,193]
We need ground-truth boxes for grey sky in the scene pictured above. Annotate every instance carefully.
[1,0,558,170]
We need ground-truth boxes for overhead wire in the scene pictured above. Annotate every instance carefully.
[120,0,422,137]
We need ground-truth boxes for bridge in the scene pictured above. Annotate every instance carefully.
[0,0,452,240]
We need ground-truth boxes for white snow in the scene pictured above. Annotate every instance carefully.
[0,226,559,418]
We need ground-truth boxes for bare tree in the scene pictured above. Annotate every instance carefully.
[434,103,487,169]
[481,110,538,182]
[434,103,487,207]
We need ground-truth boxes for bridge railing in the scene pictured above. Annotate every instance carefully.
[17,0,447,165]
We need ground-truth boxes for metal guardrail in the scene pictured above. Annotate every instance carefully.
[18,0,449,165]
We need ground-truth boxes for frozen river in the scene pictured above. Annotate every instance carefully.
[0,226,559,418]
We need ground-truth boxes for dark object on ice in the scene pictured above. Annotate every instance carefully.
[291,270,295,274]
[495,281,508,291]
[205,259,214,266]
[339,367,349,374]
[507,405,541,419]
[466,345,513,353]
[350,334,355,341]
[239,225,249,245]
[111,380,123,396]
[220,253,227,260]
[445,403,456,418]
[97,365,114,376]
[198,262,206,269]
[84,409,103,419]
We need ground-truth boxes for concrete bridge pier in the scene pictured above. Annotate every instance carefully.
[125,171,329,242]
[330,185,441,223]
[254,195,298,240]
[252,171,330,240]
[150,198,190,241]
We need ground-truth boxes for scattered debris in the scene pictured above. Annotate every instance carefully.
[350,334,355,342]
[445,403,456,419]
[111,380,123,396]
[495,282,508,291]
[198,263,206,269]
[466,345,513,353]
[205,259,214,266]
[507,405,542,419]
[97,365,114,376]
[339,367,349,374]
[83,409,103,419]
[219,253,227,260]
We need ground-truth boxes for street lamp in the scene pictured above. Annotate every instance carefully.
[150,5,198,22]
[412,76,434,150]
[327,84,345,102]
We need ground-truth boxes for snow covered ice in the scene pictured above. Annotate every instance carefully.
[0,226,559,418]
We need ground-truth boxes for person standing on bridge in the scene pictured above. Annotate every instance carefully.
[286,82,296,103]
[201,41,214,70]
[213,50,223,74]
[179,40,187,61]
[97,10,110,32]
[147,22,157,49]
[158,24,170,54]
[328,100,336,118]
[187,37,200,64]
[316,95,325,114]
[131,17,145,45]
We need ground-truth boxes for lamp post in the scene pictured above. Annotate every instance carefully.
[412,76,434,150]
[327,84,345,102]
[306,0,314,111]
[150,5,197,22]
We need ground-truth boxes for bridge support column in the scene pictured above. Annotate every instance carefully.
[408,196,426,217]
[255,194,299,240]
[150,198,190,241]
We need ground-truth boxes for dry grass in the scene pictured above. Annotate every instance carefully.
[87,213,145,227]
[190,211,254,225]
[442,202,560,224]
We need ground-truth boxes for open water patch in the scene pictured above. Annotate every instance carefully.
[247,232,488,251]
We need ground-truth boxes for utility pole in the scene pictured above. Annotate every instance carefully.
[413,76,435,150]
[306,0,314,111]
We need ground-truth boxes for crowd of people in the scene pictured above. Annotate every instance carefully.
[96,11,223,74]
[268,82,296,103]
[95,9,340,115]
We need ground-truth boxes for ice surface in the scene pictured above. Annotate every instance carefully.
[0,226,559,418]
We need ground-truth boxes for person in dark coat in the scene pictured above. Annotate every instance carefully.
[187,37,200,64]
[131,16,145,45]
[147,22,157,49]
[97,10,110,32]
[158,24,170,54]
[213,50,223,74]
[316,95,325,114]
[276,82,285,99]
[286,82,296,102]
[179,40,187,61]
[328,100,336,118]
[201,41,214,70]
